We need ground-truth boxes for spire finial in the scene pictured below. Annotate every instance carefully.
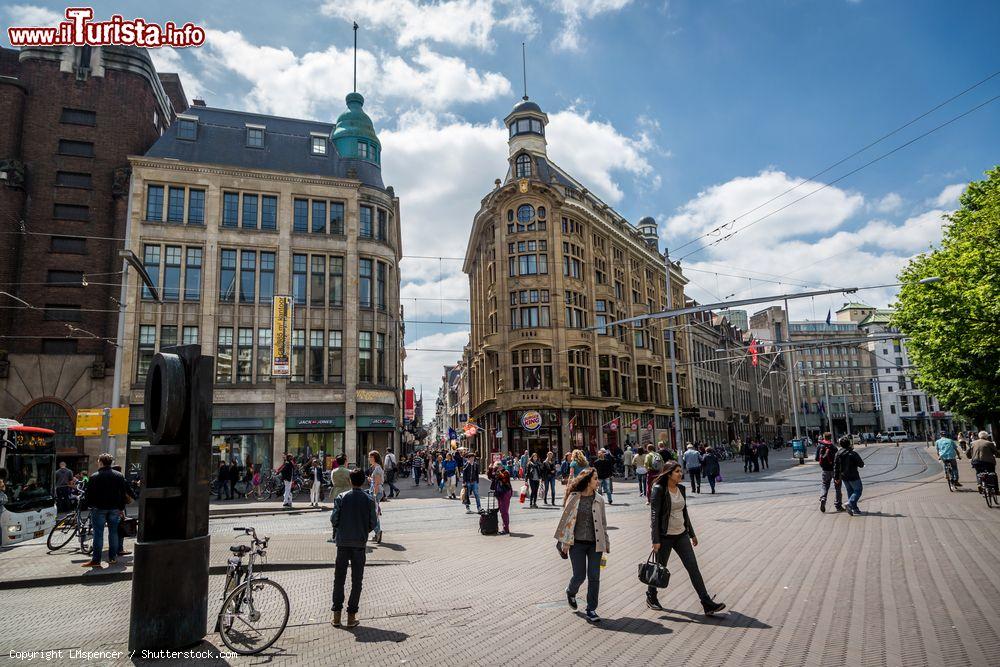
[353,22,359,93]
[521,42,528,101]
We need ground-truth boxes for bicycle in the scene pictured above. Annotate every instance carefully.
[942,459,959,492]
[47,495,92,554]
[216,526,289,655]
[976,472,998,508]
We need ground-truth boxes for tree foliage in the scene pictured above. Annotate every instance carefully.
[893,166,1000,426]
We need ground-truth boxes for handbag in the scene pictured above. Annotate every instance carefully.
[460,486,468,503]
[118,515,138,539]
[638,551,670,588]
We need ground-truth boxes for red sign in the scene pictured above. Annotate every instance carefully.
[404,389,415,422]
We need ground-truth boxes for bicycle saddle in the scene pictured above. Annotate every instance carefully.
[229,544,251,554]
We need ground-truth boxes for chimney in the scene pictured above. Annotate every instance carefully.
[192,98,206,107]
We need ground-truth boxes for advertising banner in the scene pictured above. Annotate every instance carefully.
[271,295,293,377]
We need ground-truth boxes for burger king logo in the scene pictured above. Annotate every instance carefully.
[521,410,542,431]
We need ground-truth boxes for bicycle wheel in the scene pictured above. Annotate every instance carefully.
[78,519,93,554]
[986,488,994,508]
[218,578,290,655]
[47,514,78,551]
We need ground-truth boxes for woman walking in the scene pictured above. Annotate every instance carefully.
[526,453,543,508]
[555,468,610,623]
[542,451,558,505]
[488,461,513,534]
[308,457,323,507]
[701,448,720,494]
[368,450,384,544]
[443,452,458,499]
[569,449,588,479]
[634,449,647,498]
[434,454,445,493]
[646,461,725,615]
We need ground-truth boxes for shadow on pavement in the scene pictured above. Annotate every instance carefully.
[660,608,770,629]
[590,616,673,635]
[351,627,409,643]
[857,511,906,518]
[508,532,534,539]
[376,542,407,552]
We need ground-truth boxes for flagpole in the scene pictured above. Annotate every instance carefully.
[664,249,684,452]
[784,297,802,440]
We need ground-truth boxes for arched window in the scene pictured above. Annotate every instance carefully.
[20,400,76,452]
[517,204,535,224]
[515,154,532,179]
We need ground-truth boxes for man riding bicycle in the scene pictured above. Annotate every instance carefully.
[935,431,962,487]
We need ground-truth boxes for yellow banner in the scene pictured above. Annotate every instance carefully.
[75,409,103,437]
[271,295,293,377]
[108,407,130,435]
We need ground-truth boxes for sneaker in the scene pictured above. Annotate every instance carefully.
[646,596,664,611]
[585,610,601,623]
[466,509,474,514]
[835,505,845,512]
[820,499,826,513]
[954,481,963,487]
[846,506,855,516]
[703,601,726,616]
[566,591,578,610]
[375,530,383,544]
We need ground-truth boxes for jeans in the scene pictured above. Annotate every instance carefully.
[820,470,843,507]
[385,471,399,497]
[497,490,512,531]
[465,482,481,510]
[844,478,863,510]
[649,533,710,605]
[283,480,293,505]
[310,480,321,505]
[706,472,716,493]
[331,546,366,613]
[637,473,647,496]
[413,468,422,485]
[599,478,613,503]
[687,467,701,493]
[759,453,769,469]
[543,477,556,504]
[567,540,602,613]
[942,458,959,483]
[90,508,121,563]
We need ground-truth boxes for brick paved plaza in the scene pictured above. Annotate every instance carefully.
[2,443,1000,666]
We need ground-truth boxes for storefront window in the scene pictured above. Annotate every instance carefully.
[286,432,344,467]
[212,433,272,474]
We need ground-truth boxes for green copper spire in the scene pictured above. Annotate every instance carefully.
[332,92,381,164]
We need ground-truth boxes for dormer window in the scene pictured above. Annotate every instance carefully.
[515,154,532,179]
[177,116,198,141]
[311,133,327,156]
[357,141,369,159]
[246,124,265,148]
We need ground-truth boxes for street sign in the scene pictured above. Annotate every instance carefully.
[108,407,130,435]
[75,409,103,437]
[271,295,292,377]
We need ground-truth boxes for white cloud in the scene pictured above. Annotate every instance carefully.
[148,47,208,102]
[934,183,965,208]
[663,170,864,245]
[553,0,634,51]
[872,192,902,213]
[404,330,469,396]
[3,4,63,27]
[198,29,510,118]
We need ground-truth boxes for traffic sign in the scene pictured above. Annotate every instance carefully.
[75,409,103,437]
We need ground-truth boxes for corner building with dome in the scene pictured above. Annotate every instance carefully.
[463,96,690,460]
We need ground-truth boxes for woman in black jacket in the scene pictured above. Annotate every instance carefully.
[541,451,558,505]
[525,453,543,508]
[646,461,725,615]
[701,448,720,494]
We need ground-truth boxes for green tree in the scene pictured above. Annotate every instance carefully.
[893,167,1000,428]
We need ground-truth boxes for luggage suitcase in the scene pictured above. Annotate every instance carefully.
[479,492,499,535]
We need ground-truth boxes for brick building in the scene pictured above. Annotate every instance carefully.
[0,45,184,471]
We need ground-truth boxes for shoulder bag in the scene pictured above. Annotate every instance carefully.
[638,551,670,588]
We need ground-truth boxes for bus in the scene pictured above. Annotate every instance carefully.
[0,420,58,547]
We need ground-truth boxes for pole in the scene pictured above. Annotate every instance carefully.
[110,172,135,463]
[822,374,833,439]
[521,42,528,100]
[842,377,852,437]
[352,22,358,93]
[783,298,801,439]
[664,249,683,452]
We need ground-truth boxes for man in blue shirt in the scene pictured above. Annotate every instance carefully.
[935,431,962,487]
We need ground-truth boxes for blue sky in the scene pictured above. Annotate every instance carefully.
[5,1,999,395]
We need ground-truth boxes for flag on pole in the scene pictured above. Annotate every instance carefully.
[749,338,759,367]
[645,418,655,431]
[825,309,832,325]
[630,417,641,430]
[568,414,576,433]
[606,417,620,432]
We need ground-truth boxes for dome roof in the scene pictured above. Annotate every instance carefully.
[638,216,656,227]
[511,98,542,115]
[332,92,380,147]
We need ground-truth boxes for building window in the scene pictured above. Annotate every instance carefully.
[309,330,324,383]
[145,185,164,221]
[517,205,535,224]
[53,203,89,221]
[50,236,86,254]
[515,154,532,179]
[219,249,237,302]
[509,289,550,329]
[360,206,373,238]
[57,140,94,157]
[620,358,632,401]
[311,200,327,234]
[42,304,82,322]
[216,327,233,383]
[160,325,178,349]
[599,354,620,398]
[376,333,387,384]
[182,326,199,344]
[564,290,587,328]
[137,325,156,380]
[293,198,308,232]
[163,246,181,301]
[259,252,275,304]
[261,195,277,230]
[358,331,373,383]
[637,365,661,404]
[562,242,585,280]
[256,328,271,383]
[242,194,258,229]
[184,247,202,301]
[239,250,256,303]
[60,108,96,126]
[511,347,552,390]
[55,171,92,188]
[291,329,305,383]
[311,136,327,155]
[237,328,254,383]
[329,256,344,307]
[142,245,160,300]
[357,141,369,159]
[359,258,373,307]
[377,209,388,241]
[330,202,345,235]
[222,192,239,227]
[167,187,185,223]
[569,348,590,396]
[311,256,326,306]
[188,189,205,225]
[247,126,264,148]
[43,339,77,354]
[177,118,197,140]
[507,241,548,277]
[292,254,307,305]
[328,330,343,383]
[376,261,386,310]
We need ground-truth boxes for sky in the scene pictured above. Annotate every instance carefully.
[4,1,999,401]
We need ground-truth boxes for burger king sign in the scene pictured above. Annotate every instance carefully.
[520,410,542,432]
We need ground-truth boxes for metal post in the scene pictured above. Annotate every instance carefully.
[663,249,683,453]
[822,374,833,439]
[842,377,852,437]
[783,298,801,439]
[110,173,135,463]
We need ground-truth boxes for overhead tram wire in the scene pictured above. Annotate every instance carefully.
[678,93,1000,263]
[669,68,1000,257]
